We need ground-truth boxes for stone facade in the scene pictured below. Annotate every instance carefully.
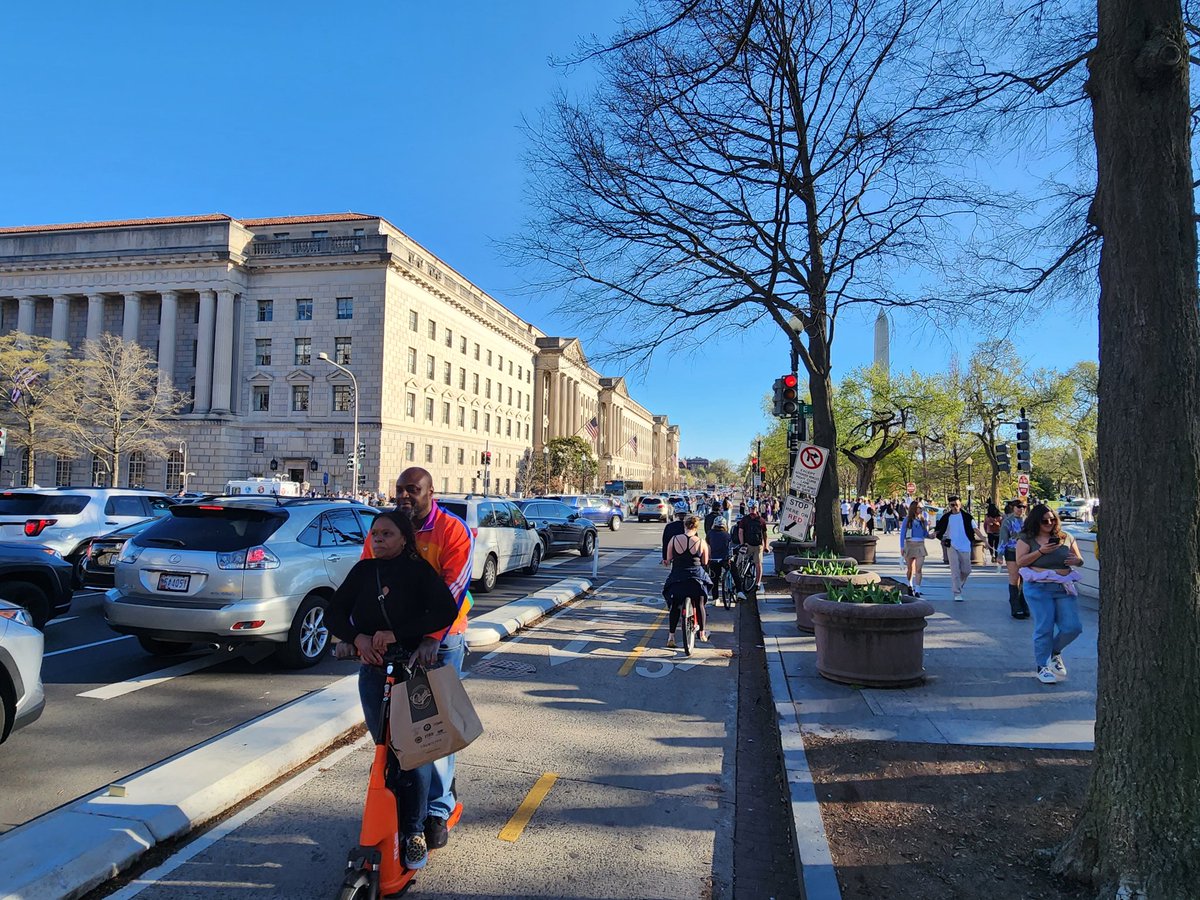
[0,213,681,495]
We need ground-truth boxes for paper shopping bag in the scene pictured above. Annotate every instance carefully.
[389,664,483,770]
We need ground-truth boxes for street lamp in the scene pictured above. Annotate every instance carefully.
[965,456,974,515]
[317,352,358,492]
[542,446,550,495]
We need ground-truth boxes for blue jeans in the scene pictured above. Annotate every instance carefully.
[358,664,432,836]
[1023,581,1083,671]
[428,632,467,820]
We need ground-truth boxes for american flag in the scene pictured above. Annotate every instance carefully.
[10,367,35,404]
[584,416,599,441]
[626,434,638,454]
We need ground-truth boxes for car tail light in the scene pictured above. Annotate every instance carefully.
[231,620,266,630]
[217,546,280,570]
[23,518,56,537]
[470,528,478,538]
[117,540,144,564]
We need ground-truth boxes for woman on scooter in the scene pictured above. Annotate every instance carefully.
[326,511,459,871]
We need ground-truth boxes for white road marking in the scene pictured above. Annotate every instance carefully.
[548,624,600,666]
[44,635,133,657]
[78,652,236,700]
[103,734,371,899]
[44,615,79,626]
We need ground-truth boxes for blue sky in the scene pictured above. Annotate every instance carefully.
[0,1,1098,462]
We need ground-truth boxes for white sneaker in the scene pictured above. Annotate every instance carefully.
[698,630,709,642]
[953,593,964,602]
[666,636,677,649]
[1050,654,1067,678]
[1036,666,1057,684]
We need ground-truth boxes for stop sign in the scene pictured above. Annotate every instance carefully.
[906,482,916,494]
[1017,473,1030,498]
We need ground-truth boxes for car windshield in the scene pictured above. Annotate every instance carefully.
[0,492,89,516]
[133,505,286,551]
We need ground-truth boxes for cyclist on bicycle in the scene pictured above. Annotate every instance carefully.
[661,500,690,562]
[705,516,732,604]
[662,514,712,647]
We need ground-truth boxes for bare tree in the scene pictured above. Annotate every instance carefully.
[522,0,996,549]
[0,334,75,485]
[47,334,187,486]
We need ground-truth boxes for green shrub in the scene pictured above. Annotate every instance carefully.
[801,559,859,576]
[825,582,903,605]
[797,548,839,560]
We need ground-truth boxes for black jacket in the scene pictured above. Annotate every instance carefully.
[326,554,458,652]
[934,510,976,543]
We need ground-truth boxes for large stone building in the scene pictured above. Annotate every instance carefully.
[0,213,680,495]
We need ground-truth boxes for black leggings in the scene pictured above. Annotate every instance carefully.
[669,596,707,634]
[708,560,728,596]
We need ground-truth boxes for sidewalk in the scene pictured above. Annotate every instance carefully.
[762,531,1100,900]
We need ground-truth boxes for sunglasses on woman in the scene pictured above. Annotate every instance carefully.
[1042,516,1057,524]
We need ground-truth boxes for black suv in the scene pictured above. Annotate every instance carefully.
[0,542,75,628]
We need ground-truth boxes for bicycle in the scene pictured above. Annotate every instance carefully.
[674,595,699,656]
[729,543,758,598]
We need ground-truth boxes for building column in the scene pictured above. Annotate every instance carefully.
[51,296,70,343]
[209,290,235,414]
[548,372,560,438]
[86,294,105,342]
[157,291,178,392]
[570,380,579,436]
[122,292,141,343]
[532,369,545,447]
[194,290,216,415]
[16,296,36,335]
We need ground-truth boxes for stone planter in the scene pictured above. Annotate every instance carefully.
[771,540,814,574]
[804,592,936,688]
[843,533,878,565]
[786,570,880,632]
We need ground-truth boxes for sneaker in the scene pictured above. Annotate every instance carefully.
[1050,654,1068,678]
[404,833,429,870]
[424,815,448,850]
[912,588,922,597]
[666,636,677,649]
[953,593,964,602]
[698,630,709,642]
[756,583,765,593]
[736,591,747,601]
[1036,666,1057,684]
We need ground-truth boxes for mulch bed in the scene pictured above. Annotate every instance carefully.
[802,734,1093,899]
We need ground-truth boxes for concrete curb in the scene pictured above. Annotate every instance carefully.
[465,577,592,649]
[761,593,844,900]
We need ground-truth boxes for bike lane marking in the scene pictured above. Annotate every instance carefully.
[498,772,559,843]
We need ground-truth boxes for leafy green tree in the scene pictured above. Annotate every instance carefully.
[0,334,75,486]
[707,458,736,486]
[545,436,598,493]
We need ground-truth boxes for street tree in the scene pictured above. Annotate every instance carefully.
[0,334,74,486]
[707,458,736,486]
[522,0,995,551]
[46,335,186,487]
[545,436,598,493]
[1046,0,1200,894]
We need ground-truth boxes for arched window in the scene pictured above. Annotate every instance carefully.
[55,455,72,487]
[165,450,184,492]
[128,451,146,488]
[91,454,109,487]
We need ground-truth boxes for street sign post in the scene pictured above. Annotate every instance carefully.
[780,494,816,538]
[789,442,830,496]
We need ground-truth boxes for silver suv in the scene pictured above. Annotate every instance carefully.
[104,497,377,668]
[0,487,173,568]
[0,599,45,744]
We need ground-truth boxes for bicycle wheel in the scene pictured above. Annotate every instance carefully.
[682,597,696,656]
[723,566,735,606]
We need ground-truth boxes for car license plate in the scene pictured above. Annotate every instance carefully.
[158,573,190,592]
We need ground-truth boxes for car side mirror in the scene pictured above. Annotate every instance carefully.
[527,521,537,529]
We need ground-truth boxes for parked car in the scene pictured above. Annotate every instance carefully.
[543,495,624,531]
[0,598,46,744]
[0,542,75,628]
[1056,500,1092,522]
[637,496,669,522]
[435,495,542,592]
[514,499,598,558]
[0,488,174,576]
[78,517,162,589]
[104,498,379,667]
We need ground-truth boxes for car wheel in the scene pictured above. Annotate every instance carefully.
[523,543,542,575]
[580,531,596,557]
[0,581,51,630]
[475,554,499,593]
[275,593,331,669]
[136,635,193,657]
[609,516,622,532]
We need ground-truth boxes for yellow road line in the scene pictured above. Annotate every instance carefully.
[499,773,558,843]
[618,610,668,677]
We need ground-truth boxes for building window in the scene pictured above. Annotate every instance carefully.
[473,343,480,360]
[333,384,353,411]
[509,361,514,376]
[274,232,290,239]
[506,419,512,437]
[525,423,530,439]
[406,393,416,417]
[471,410,479,431]
[333,437,345,455]
[458,477,464,492]
[128,451,146,487]
[457,406,465,427]
[405,442,415,461]
[335,337,352,365]
[498,354,503,371]
[442,446,450,464]
[442,362,451,385]
[472,373,480,394]
[311,230,328,238]
[292,385,310,411]
[428,320,437,340]
[507,386,513,405]
[457,448,464,464]
[426,355,435,379]
[336,297,354,319]
[425,444,434,463]
[484,413,491,433]
[55,455,72,487]
[518,365,522,380]
[255,339,272,366]
[485,378,491,399]
[409,310,419,332]
[407,347,417,375]
[444,328,453,348]
[296,299,313,321]
[254,437,265,452]
[294,338,311,366]
[458,367,466,389]
[165,450,183,492]
[257,300,273,322]
[353,227,364,237]
[91,453,109,487]
[460,336,467,354]
[253,385,270,411]
[424,397,434,421]
[487,350,493,366]
[442,401,450,424]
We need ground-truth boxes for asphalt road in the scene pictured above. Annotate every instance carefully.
[0,521,663,834]
[87,524,745,900]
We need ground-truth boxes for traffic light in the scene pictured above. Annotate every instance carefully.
[481,451,492,466]
[750,456,758,469]
[1016,410,1031,473]
[759,466,766,477]
[772,373,800,417]
[346,450,355,470]
[996,443,1011,473]
[357,442,366,463]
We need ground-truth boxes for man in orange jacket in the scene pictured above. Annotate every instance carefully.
[395,466,474,851]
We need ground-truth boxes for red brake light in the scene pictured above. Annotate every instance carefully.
[246,547,267,566]
[24,518,56,537]
[197,505,225,511]
[470,528,478,538]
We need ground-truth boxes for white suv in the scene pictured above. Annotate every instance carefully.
[435,495,541,592]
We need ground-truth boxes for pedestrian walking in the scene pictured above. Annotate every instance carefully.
[840,498,851,526]
[998,500,1030,618]
[983,502,1003,564]
[1015,504,1084,684]
[899,500,932,597]
[934,496,980,601]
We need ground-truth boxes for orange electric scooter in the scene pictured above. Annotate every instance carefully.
[337,650,463,899]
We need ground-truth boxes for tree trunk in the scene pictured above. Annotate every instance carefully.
[1055,3,1200,895]
[853,458,876,499]
[807,335,843,554]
